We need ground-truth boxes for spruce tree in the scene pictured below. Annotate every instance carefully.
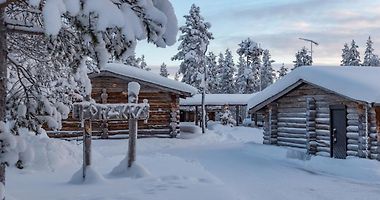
[341,43,350,66]
[160,63,169,77]
[174,71,180,81]
[293,47,312,69]
[139,55,151,71]
[277,63,288,78]
[260,49,275,90]
[363,36,380,66]
[235,55,248,94]
[172,4,213,90]
[206,52,219,93]
[348,40,361,66]
[236,38,263,93]
[216,53,225,93]
[219,49,236,94]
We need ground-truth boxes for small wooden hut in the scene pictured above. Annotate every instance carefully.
[248,66,380,160]
[180,94,253,126]
[51,63,197,138]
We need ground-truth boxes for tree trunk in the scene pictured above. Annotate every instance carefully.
[0,6,7,200]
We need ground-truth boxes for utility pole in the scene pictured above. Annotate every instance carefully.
[299,38,319,64]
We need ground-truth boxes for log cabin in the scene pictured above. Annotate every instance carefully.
[248,66,380,160]
[180,94,253,126]
[49,63,198,138]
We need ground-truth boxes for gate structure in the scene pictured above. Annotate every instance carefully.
[72,82,149,180]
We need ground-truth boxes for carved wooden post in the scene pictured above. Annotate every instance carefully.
[127,82,140,168]
[306,97,317,155]
[169,102,180,138]
[82,118,92,179]
[0,6,7,200]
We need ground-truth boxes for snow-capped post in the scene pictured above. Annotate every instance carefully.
[0,6,6,200]
[82,118,92,179]
[128,82,140,168]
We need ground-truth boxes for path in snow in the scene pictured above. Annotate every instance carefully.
[6,123,380,200]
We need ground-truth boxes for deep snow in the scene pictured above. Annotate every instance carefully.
[6,123,380,200]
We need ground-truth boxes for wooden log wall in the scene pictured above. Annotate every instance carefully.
[54,76,182,137]
[260,83,379,159]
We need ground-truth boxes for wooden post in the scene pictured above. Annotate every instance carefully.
[82,118,92,179]
[306,98,317,155]
[100,89,109,139]
[0,6,7,199]
[127,82,139,168]
[195,106,199,126]
[236,105,240,126]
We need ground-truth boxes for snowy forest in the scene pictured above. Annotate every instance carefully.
[1,1,380,200]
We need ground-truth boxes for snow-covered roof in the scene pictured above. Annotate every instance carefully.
[180,94,254,106]
[91,63,198,96]
[248,66,380,111]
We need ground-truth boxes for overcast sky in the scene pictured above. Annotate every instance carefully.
[137,0,380,75]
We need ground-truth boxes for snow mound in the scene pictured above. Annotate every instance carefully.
[109,157,150,179]
[178,123,202,139]
[286,148,310,161]
[69,166,106,185]
[25,135,82,171]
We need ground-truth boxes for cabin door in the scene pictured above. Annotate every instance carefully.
[330,105,347,159]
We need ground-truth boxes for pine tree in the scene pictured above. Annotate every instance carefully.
[215,53,225,93]
[277,63,288,78]
[235,55,248,94]
[341,43,350,66]
[236,38,263,93]
[293,47,312,69]
[172,4,213,90]
[219,49,236,94]
[139,55,151,71]
[206,52,219,93]
[160,63,169,77]
[363,36,380,66]
[260,49,275,90]
[348,40,361,66]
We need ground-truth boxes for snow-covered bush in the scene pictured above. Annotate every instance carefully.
[220,106,236,127]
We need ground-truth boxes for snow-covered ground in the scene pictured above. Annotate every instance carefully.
[6,122,380,200]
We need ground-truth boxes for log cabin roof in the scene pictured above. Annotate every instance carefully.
[89,63,198,97]
[180,94,254,106]
[248,66,380,112]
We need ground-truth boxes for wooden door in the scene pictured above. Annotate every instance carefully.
[330,105,347,159]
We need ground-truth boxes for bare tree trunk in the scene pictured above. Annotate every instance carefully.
[82,119,92,179]
[0,7,7,200]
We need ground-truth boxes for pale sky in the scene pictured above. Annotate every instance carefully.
[136,0,380,75]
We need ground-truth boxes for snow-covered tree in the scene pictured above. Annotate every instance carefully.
[277,63,288,78]
[172,4,213,90]
[220,106,236,126]
[293,47,312,69]
[236,38,263,93]
[235,55,248,94]
[206,52,219,93]
[219,49,236,94]
[260,49,275,90]
[347,40,361,66]
[341,43,350,66]
[363,36,380,66]
[139,55,151,71]
[160,63,169,77]
[0,0,179,194]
